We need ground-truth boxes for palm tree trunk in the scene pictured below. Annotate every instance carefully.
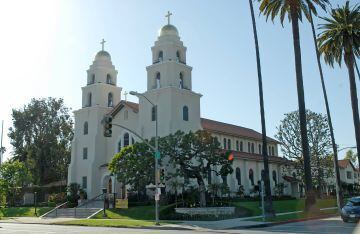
[355,60,360,81]
[248,0,274,217]
[289,7,315,212]
[345,52,360,168]
[309,10,343,210]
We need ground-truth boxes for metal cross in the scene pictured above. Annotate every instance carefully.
[100,39,106,51]
[124,91,128,101]
[165,11,172,25]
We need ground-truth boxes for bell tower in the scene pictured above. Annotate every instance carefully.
[139,12,202,138]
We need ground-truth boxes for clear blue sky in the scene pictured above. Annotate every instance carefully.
[0,0,358,161]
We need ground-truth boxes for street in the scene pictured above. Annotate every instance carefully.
[0,217,358,234]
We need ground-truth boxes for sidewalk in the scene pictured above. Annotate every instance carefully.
[0,217,79,224]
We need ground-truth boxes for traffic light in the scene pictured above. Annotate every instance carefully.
[160,168,165,183]
[103,115,112,137]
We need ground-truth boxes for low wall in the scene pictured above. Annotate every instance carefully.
[175,207,235,217]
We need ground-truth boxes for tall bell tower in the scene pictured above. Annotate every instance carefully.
[138,12,202,138]
[68,40,122,199]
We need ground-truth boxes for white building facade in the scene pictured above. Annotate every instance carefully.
[68,18,299,200]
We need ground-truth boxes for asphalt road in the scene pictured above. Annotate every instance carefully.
[0,216,358,234]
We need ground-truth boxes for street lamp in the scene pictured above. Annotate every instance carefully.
[130,91,160,225]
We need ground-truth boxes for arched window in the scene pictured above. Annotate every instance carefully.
[236,140,239,151]
[268,146,272,156]
[179,73,184,89]
[258,144,262,154]
[261,169,265,181]
[272,146,275,156]
[183,106,189,121]
[151,106,156,121]
[249,169,254,186]
[227,139,231,150]
[176,50,180,62]
[156,72,161,89]
[292,172,296,178]
[272,170,277,185]
[123,133,129,147]
[83,122,88,135]
[158,51,163,62]
[87,93,92,107]
[108,93,113,107]
[240,141,243,152]
[90,74,95,84]
[223,138,227,149]
[131,137,135,145]
[124,110,128,120]
[106,74,112,84]
[236,167,241,185]
[117,140,122,153]
[251,143,255,153]
[248,142,251,153]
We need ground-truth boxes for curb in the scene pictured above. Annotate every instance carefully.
[235,213,339,229]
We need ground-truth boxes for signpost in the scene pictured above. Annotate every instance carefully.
[115,199,128,209]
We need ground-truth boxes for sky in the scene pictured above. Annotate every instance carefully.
[0,0,358,161]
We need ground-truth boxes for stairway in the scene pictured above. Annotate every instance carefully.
[42,207,102,219]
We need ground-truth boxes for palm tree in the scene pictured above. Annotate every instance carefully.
[258,0,329,212]
[308,9,343,211]
[318,1,360,171]
[248,0,275,217]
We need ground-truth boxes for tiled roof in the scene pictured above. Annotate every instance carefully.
[338,159,351,169]
[283,175,301,183]
[230,150,290,164]
[108,100,139,117]
[201,118,279,144]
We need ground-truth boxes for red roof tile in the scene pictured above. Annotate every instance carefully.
[201,118,279,143]
[230,150,290,164]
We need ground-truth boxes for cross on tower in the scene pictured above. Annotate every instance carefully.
[124,91,128,102]
[100,39,106,51]
[165,11,172,25]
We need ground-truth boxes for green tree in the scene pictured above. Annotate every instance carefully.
[248,0,274,217]
[160,130,233,207]
[8,98,73,185]
[258,0,329,211]
[318,2,360,168]
[345,150,358,167]
[109,142,155,197]
[0,160,31,206]
[276,110,333,193]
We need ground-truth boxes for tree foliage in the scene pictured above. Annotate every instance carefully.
[8,97,73,185]
[276,110,333,188]
[160,130,233,207]
[0,160,31,205]
[109,142,155,194]
[345,149,358,167]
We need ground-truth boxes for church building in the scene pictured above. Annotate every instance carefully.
[67,13,300,200]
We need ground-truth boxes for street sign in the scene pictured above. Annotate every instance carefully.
[157,188,161,195]
[155,151,161,159]
[115,199,128,209]
[155,194,160,201]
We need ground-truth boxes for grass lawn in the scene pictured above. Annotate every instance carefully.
[232,198,336,216]
[92,206,157,220]
[56,219,163,227]
[0,207,53,217]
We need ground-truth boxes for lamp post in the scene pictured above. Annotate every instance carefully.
[102,188,107,217]
[34,191,37,216]
[130,91,160,225]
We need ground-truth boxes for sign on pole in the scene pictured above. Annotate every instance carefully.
[155,151,161,159]
[155,194,160,201]
[115,199,128,209]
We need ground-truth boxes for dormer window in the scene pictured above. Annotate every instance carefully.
[106,74,112,84]
[158,51,163,62]
[156,72,161,89]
